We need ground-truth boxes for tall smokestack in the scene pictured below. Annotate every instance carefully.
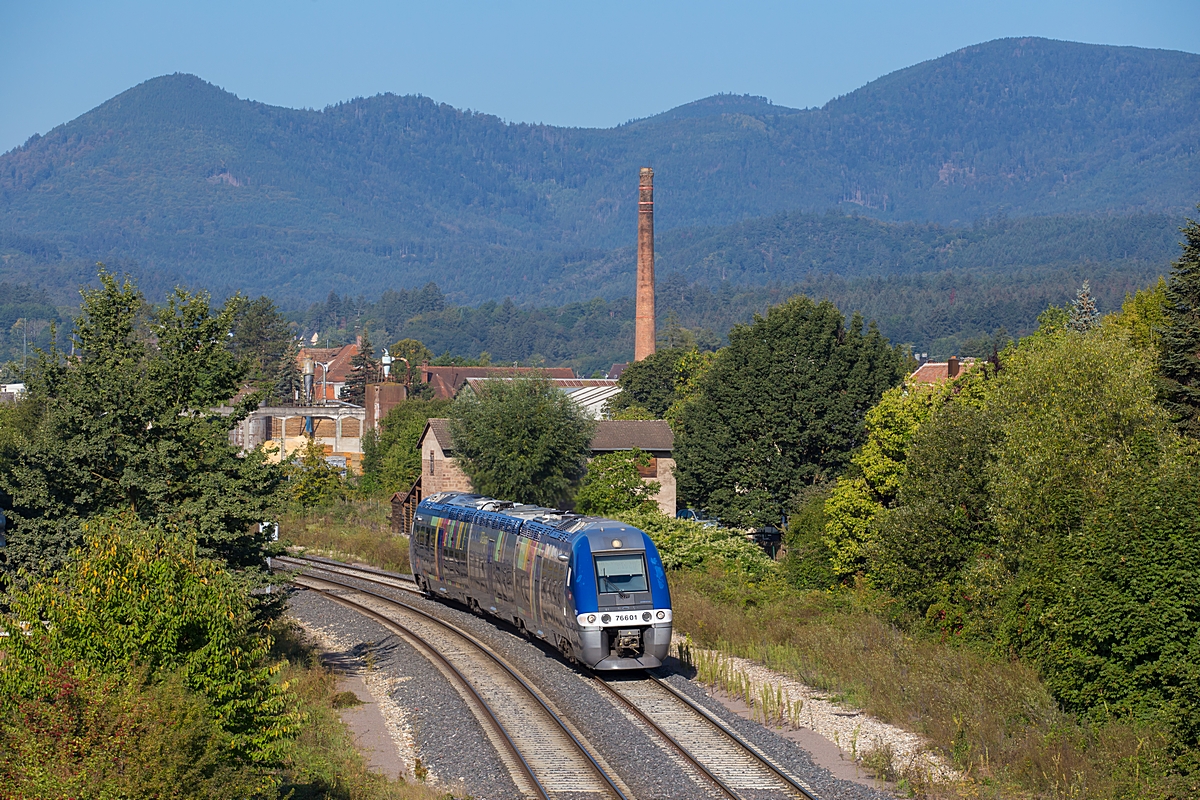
[635,167,656,361]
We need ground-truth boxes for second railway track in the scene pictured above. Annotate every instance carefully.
[278,554,827,800]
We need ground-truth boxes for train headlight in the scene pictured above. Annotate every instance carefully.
[657,610,666,620]
[601,614,611,624]
[642,611,652,622]
[611,539,622,548]
[587,614,596,624]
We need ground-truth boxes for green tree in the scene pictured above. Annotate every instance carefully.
[575,448,660,515]
[360,397,451,496]
[285,438,347,507]
[868,400,998,629]
[271,337,302,404]
[1159,211,1200,437]
[340,329,379,406]
[1108,276,1168,355]
[824,381,945,578]
[1,270,282,578]
[230,295,291,385]
[608,348,689,418]
[676,296,907,527]
[450,376,594,507]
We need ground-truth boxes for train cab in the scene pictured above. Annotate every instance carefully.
[568,522,673,669]
[410,492,672,670]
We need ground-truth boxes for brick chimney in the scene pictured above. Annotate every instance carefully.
[634,167,656,361]
[947,356,959,379]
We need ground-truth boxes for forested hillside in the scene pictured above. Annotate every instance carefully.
[1,37,1196,305]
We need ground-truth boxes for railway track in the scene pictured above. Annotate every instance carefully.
[278,555,823,800]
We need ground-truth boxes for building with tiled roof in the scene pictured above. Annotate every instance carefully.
[909,355,976,384]
[298,342,360,401]
[418,366,576,400]
[392,418,677,531]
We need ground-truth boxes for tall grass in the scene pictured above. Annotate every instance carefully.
[670,569,1185,799]
[281,499,411,574]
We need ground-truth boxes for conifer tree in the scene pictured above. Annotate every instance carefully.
[1068,280,1099,332]
[341,330,379,406]
[1159,212,1200,437]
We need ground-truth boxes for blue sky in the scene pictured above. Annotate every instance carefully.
[2,1,1196,154]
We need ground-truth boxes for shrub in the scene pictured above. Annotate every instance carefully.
[0,515,298,767]
[575,448,660,516]
[617,509,776,579]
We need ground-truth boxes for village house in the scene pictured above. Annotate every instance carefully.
[908,355,976,384]
[390,418,677,533]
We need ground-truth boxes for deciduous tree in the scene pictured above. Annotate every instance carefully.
[676,296,907,527]
[575,448,660,516]
[450,376,593,507]
[1,269,281,578]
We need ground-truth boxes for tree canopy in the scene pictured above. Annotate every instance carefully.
[1159,211,1200,437]
[675,296,908,527]
[0,270,282,578]
[449,376,593,507]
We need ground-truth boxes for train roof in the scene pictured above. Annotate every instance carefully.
[419,491,641,546]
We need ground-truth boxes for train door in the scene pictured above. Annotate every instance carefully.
[493,528,516,610]
[467,522,488,602]
[514,536,533,619]
[536,547,567,635]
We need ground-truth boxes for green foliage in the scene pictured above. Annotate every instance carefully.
[781,488,836,590]
[359,398,451,497]
[869,401,998,628]
[823,382,945,578]
[286,438,348,508]
[617,508,777,578]
[449,376,594,507]
[608,348,689,418]
[1109,276,1168,355]
[676,296,907,527]
[1,269,282,577]
[610,405,655,420]
[0,668,269,799]
[575,448,660,516]
[0,515,298,767]
[1159,211,1200,438]
[231,295,293,386]
[860,316,1200,754]
[341,329,379,406]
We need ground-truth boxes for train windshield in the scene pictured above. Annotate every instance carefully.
[594,553,648,594]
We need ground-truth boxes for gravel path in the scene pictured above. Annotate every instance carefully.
[285,565,900,800]
[289,589,519,799]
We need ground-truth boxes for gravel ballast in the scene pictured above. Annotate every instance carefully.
[285,564,898,799]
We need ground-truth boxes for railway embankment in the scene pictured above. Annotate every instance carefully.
[281,555,897,800]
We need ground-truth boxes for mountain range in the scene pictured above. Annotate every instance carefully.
[0,36,1196,351]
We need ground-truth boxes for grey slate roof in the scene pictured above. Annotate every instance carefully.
[423,418,673,455]
[590,420,674,452]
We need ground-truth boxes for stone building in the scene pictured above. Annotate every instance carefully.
[390,418,676,533]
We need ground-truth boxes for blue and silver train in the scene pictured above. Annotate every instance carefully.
[409,491,673,670]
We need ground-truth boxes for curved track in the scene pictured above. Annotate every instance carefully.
[278,560,628,800]
[278,554,824,800]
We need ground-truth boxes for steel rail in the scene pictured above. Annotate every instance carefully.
[279,561,629,800]
[591,676,742,800]
[294,576,547,799]
[647,674,821,800]
[285,555,822,800]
